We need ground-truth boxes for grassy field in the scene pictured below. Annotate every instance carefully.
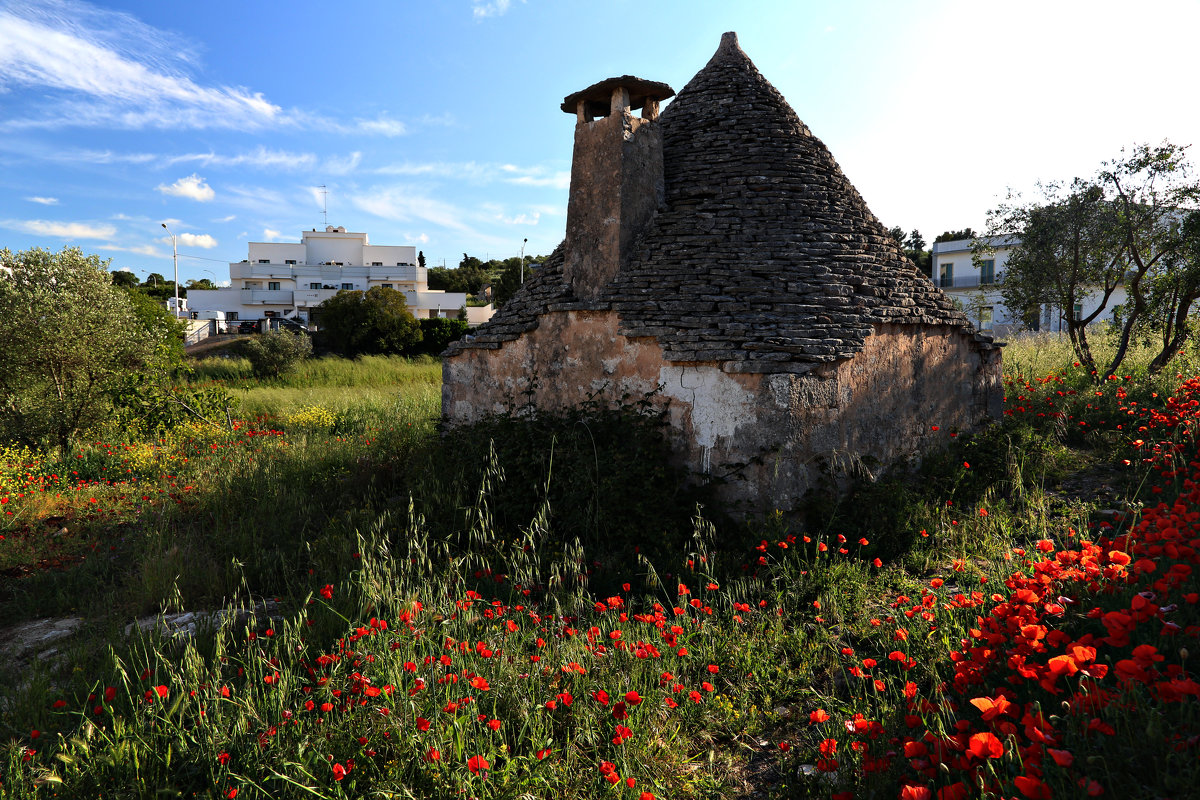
[1,343,1197,799]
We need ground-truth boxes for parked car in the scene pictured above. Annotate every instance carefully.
[237,320,259,334]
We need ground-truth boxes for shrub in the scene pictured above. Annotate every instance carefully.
[410,317,470,356]
[240,329,312,378]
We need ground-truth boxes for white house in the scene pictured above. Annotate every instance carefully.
[187,226,489,326]
[930,236,1127,335]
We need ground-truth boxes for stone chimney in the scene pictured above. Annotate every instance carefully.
[560,76,674,300]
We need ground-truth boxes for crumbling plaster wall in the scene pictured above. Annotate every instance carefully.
[442,312,1000,515]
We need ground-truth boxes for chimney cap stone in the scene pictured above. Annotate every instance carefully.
[561,75,675,116]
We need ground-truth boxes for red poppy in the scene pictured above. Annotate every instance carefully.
[810,709,830,723]
[467,755,489,774]
[967,731,1003,759]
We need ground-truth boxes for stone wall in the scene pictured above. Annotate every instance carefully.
[442,311,1001,517]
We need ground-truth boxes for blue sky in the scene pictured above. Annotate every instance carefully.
[2,0,1197,285]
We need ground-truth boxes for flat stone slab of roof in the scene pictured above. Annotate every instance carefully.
[561,75,675,115]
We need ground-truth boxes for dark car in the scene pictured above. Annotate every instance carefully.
[237,320,259,334]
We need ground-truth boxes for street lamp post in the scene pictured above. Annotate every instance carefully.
[520,238,528,284]
[161,223,179,317]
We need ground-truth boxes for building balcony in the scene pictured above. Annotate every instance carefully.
[937,275,1002,290]
[230,262,424,283]
[241,289,295,305]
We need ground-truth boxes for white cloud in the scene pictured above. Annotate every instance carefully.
[325,151,362,175]
[99,243,162,257]
[2,218,117,238]
[214,214,236,223]
[355,117,406,137]
[472,0,514,19]
[505,170,570,189]
[262,228,285,242]
[26,195,58,205]
[405,233,430,244]
[177,232,217,249]
[0,0,283,131]
[157,174,214,202]
[350,186,478,234]
[503,211,541,226]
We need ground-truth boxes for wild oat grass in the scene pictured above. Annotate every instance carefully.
[187,353,441,390]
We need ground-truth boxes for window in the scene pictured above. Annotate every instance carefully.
[371,261,383,266]
[1073,303,1083,321]
[979,259,995,286]
[939,262,954,288]
[381,283,393,289]
[310,282,321,290]
[258,259,270,264]
[268,281,280,291]
[341,282,354,290]
[227,312,239,321]
[979,306,994,330]
[285,259,297,265]
[244,281,261,289]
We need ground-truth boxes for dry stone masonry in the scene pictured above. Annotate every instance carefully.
[443,32,1002,517]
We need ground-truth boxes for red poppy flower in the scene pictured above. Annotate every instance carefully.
[470,676,491,691]
[467,755,489,774]
[625,690,642,705]
[810,709,830,723]
[967,731,1003,759]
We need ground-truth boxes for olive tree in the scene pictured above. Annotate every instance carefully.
[0,247,165,452]
[980,142,1200,378]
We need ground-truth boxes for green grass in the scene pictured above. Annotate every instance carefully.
[1,340,1198,799]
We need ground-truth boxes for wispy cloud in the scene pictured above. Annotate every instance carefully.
[354,117,406,137]
[349,186,478,234]
[26,195,58,205]
[2,217,117,238]
[472,0,516,20]
[498,163,570,188]
[0,1,408,135]
[157,174,214,202]
[262,228,285,242]
[99,243,162,257]
[372,160,569,189]
[0,0,281,131]
[214,214,236,223]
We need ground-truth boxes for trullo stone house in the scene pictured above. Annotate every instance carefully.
[442,32,1002,516]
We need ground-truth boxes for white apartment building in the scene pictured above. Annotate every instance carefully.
[930,236,1127,335]
[186,226,474,325]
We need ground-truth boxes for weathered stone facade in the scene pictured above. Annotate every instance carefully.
[443,32,1002,516]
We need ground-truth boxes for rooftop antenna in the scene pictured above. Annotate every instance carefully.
[319,185,328,227]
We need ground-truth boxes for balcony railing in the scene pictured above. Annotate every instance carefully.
[241,289,294,305]
[936,275,1002,290]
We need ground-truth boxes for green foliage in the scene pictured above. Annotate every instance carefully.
[316,287,421,356]
[109,269,140,288]
[411,317,470,356]
[111,373,237,438]
[239,329,312,378]
[121,286,186,367]
[0,247,165,453]
[418,401,719,574]
[934,228,975,243]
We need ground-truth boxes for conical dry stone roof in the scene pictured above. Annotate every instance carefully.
[456,33,993,369]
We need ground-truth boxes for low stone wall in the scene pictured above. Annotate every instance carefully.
[442,311,1000,517]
